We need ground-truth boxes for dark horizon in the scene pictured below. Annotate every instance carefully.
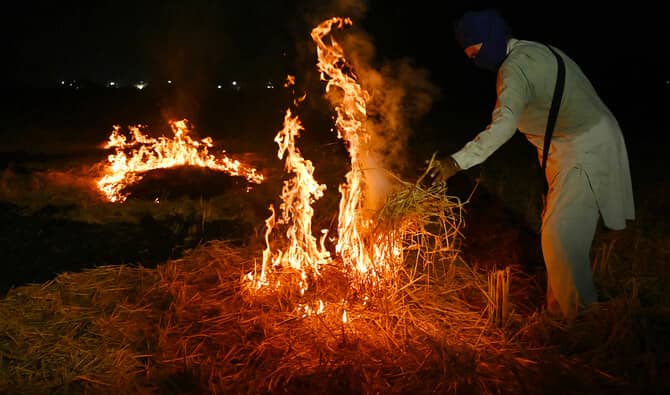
[6,2,669,96]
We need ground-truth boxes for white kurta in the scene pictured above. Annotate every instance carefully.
[451,39,635,319]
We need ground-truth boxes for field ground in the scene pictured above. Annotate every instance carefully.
[0,86,668,394]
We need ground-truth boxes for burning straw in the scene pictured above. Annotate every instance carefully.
[0,215,633,394]
[377,160,465,278]
[1,240,548,395]
[96,120,263,203]
[0,14,630,395]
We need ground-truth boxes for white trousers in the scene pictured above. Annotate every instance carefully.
[541,164,600,320]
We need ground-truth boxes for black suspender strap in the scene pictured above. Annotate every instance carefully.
[542,45,566,192]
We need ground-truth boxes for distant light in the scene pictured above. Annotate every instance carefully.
[60,80,65,85]
[231,81,237,86]
[167,80,172,84]
[134,81,148,90]
[217,84,222,89]
[110,82,115,86]
[266,81,275,89]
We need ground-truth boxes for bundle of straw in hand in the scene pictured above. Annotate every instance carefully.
[375,154,466,280]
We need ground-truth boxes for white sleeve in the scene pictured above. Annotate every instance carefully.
[451,60,530,170]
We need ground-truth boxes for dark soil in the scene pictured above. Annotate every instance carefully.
[0,198,254,296]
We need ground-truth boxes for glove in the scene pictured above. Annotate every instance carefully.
[427,156,461,184]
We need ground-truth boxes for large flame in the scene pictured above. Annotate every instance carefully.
[311,17,401,288]
[96,119,263,202]
[247,18,405,303]
[252,107,331,295]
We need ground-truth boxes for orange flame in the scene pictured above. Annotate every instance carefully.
[311,17,400,289]
[247,18,405,303]
[252,109,331,294]
[96,119,263,202]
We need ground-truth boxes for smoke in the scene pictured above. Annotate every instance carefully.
[347,33,439,209]
[295,0,441,210]
[328,3,440,209]
[143,2,229,125]
[341,33,439,172]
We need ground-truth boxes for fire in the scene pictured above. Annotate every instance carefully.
[311,17,401,289]
[253,108,331,294]
[96,119,263,202]
[247,17,407,306]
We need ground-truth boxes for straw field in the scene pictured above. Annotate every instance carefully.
[3,172,665,395]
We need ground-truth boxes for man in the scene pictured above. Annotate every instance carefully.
[429,9,635,321]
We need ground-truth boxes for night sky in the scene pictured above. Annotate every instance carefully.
[5,1,669,112]
[7,0,302,87]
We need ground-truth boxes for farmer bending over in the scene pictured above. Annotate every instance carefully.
[428,8,635,321]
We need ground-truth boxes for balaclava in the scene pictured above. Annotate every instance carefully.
[454,9,510,72]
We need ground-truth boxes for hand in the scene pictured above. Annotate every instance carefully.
[427,156,461,184]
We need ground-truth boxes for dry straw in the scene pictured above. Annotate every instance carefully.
[377,159,465,279]
[0,169,624,394]
[487,267,512,328]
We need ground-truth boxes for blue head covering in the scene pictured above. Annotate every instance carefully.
[454,9,509,72]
